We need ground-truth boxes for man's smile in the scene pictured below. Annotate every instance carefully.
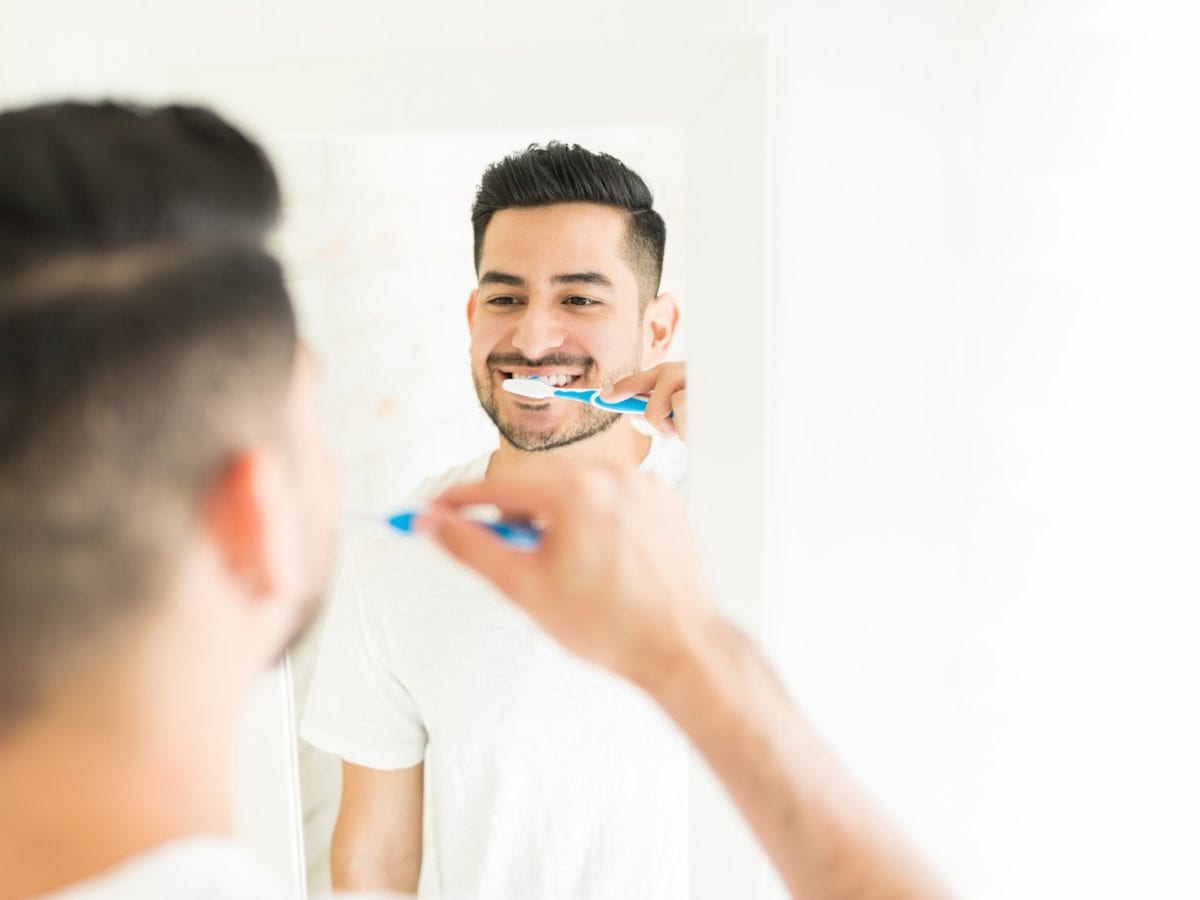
[494,367,585,388]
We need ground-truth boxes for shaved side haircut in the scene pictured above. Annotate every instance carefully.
[0,102,295,732]
[470,142,667,307]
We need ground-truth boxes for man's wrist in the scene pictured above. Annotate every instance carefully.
[629,601,731,715]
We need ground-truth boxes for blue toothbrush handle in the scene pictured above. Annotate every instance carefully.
[386,510,541,550]
[557,389,670,416]
[487,520,541,550]
[590,393,650,414]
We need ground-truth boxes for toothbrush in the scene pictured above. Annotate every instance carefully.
[501,377,668,416]
[383,509,541,551]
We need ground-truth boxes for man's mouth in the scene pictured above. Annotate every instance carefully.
[496,369,584,389]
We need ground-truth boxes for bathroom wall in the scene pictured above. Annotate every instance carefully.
[764,3,1200,897]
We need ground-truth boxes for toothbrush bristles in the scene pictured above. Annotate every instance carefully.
[502,378,557,399]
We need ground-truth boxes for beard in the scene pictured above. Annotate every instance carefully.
[474,351,638,452]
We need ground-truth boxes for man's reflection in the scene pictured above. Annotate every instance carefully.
[301,144,687,898]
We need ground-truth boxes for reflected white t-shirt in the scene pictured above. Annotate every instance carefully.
[302,436,690,900]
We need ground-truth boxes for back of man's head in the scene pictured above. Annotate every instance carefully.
[0,101,297,733]
[470,142,667,303]
[0,101,280,277]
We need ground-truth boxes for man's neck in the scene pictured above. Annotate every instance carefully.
[0,659,237,898]
[488,418,654,479]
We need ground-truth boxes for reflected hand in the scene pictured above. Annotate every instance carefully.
[601,361,688,442]
[418,464,715,688]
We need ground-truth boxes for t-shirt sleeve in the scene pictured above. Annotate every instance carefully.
[301,540,427,770]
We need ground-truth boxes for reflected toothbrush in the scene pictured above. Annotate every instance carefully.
[501,377,667,415]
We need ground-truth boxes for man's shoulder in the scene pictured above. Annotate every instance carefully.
[40,837,410,899]
[41,838,288,899]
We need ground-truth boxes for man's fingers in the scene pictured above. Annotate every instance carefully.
[600,363,688,441]
[645,388,686,440]
[601,365,668,401]
[417,505,535,599]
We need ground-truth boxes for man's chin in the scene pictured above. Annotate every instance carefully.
[475,379,621,453]
[497,409,620,453]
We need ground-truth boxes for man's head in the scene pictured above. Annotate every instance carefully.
[0,102,337,734]
[0,101,280,278]
[468,143,679,452]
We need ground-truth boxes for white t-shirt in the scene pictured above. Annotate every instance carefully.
[303,436,690,900]
[38,837,287,900]
[38,837,401,899]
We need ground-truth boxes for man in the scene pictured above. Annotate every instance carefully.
[0,101,339,898]
[0,101,947,900]
[301,145,691,899]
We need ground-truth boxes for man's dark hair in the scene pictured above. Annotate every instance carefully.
[470,142,666,303]
[0,102,295,731]
[0,101,280,277]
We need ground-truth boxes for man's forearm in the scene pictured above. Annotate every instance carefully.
[331,761,424,894]
[641,617,951,900]
[330,829,421,894]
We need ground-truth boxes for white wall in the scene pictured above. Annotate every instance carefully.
[765,2,1200,898]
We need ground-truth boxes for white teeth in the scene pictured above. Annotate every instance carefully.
[520,373,575,387]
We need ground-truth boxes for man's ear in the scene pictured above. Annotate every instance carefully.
[202,450,288,600]
[642,292,680,365]
[467,289,479,329]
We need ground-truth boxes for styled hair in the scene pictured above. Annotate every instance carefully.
[0,101,280,277]
[0,102,294,730]
[470,142,666,301]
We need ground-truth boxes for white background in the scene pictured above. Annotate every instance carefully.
[765,3,1200,897]
[4,2,1199,898]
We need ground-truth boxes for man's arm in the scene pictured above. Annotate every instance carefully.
[419,469,950,900]
[647,613,948,900]
[331,761,423,894]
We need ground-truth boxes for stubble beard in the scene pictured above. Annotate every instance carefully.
[473,355,640,453]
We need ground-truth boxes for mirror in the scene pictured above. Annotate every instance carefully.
[240,40,767,899]
[275,124,690,896]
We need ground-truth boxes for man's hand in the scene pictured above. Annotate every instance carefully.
[419,465,951,900]
[601,361,688,442]
[418,465,715,688]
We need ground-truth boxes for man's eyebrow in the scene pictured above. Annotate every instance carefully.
[552,271,614,288]
[479,270,526,287]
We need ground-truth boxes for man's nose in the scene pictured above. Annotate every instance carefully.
[510,304,566,359]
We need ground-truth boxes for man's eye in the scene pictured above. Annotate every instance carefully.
[565,296,599,307]
[488,296,521,306]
